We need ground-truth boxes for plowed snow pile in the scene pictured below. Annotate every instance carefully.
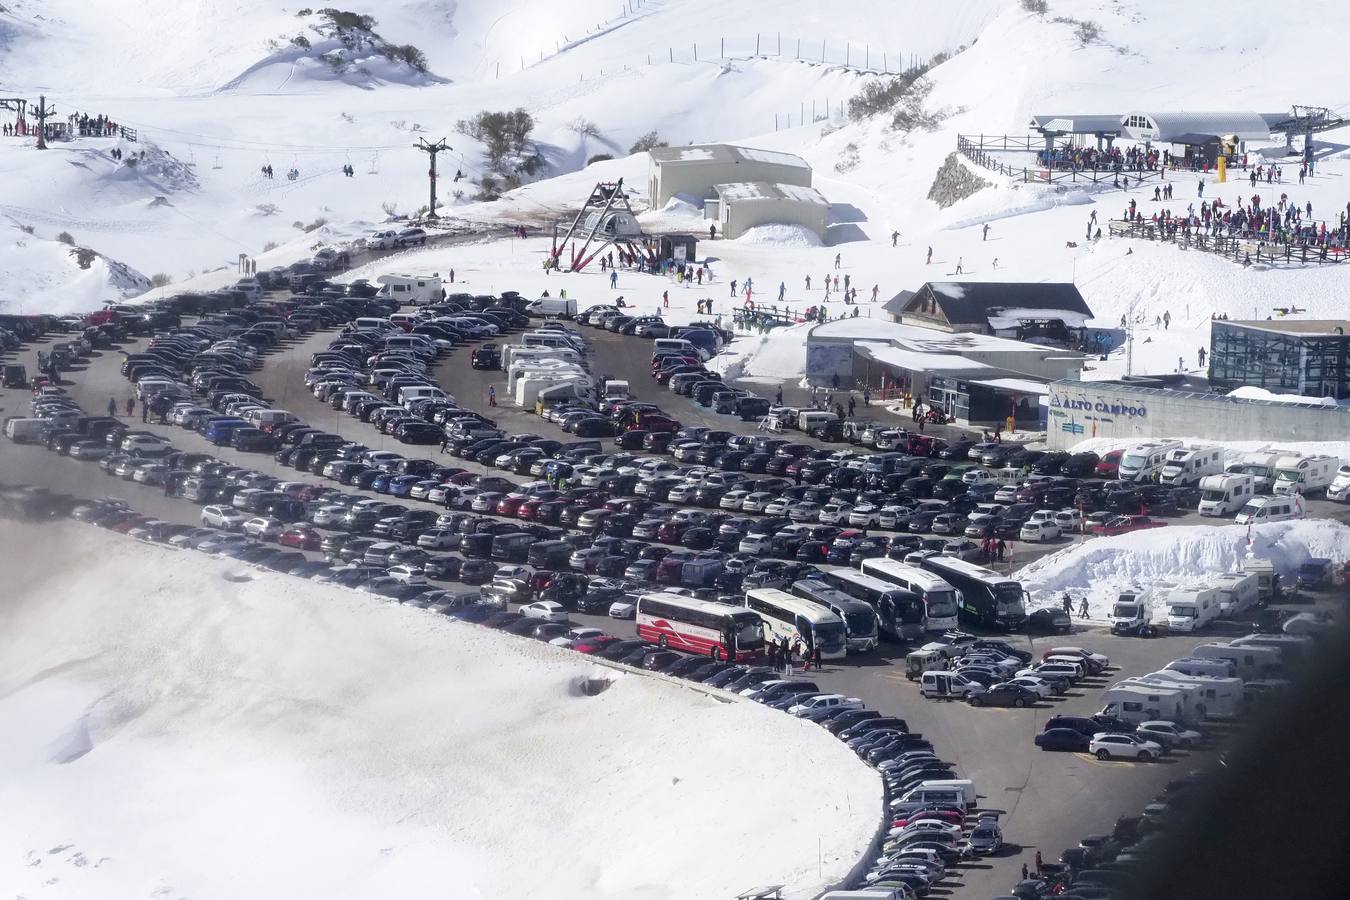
[1017,520,1350,618]
[0,522,877,900]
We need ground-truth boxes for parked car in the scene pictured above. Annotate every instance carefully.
[1090,732,1163,761]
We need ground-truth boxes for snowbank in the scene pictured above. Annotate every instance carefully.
[737,224,824,247]
[0,522,878,900]
[1016,520,1350,618]
[1225,385,1346,407]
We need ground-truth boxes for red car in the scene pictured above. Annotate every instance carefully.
[279,525,321,550]
[638,415,680,433]
[1090,514,1164,536]
[1094,449,1123,478]
[573,635,622,654]
[495,494,529,517]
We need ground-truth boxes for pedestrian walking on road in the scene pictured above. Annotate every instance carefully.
[862,386,871,406]
[488,385,497,407]
[1062,593,1073,617]
[774,386,783,405]
[1035,851,1043,874]
[812,644,822,671]
[108,397,117,417]
[125,397,135,417]
[847,397,856,417]
[440,435,450,454]
[141,401,149,423]
[1079,597,1090,619]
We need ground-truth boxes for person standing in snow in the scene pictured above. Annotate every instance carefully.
[834,253,841,269]
[891,230,899,247]
[778,282,786,302]
[709,223,716,240]
[1197,178,1204,197]
[1062,593,1073,617]
[729,279,737,296]
[1079,597,1090,619]
[805,274,812,290]
[1163,310,1171,330]
[955,258,964,275]
[609,270,617,289]
[983,223,990,241]
[926,246,933,264]
[774,386,783,406]
[1198,347,1206,368]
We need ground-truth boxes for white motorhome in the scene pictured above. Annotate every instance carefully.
[1165,656,1236,679]
[526,296,578,318]
[536,380,596,407]
[1213,572,1260,617]
[1098,684,1187,726]
[515,374,591,407]
[1229,633,1312,668]
[1225,451,1282,493]
[1197,473,1256,516]
[507,363,588,392]
[1272,453,1339,496]
[1190,642,1282,680]
[1142,670,1243,719]
[1163,588,1219,633]
[1159,446,1224,486]
[1233,495,1302,525]
[1113,677,1205,725]
[523,330,587,353]
[1117,440,1184,482]
[500,345,583,372]
[376,273,442,305]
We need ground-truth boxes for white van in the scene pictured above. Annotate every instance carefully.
[916,779,976,808]
[1327,464,1350,502]
[1118,440,1183,482]
[375,273,442,306]
[1225,451,1281,493]
[796,410,835,433]
[896,785,969,810]
[919,670,981,699]
[1190,642,1282,680]
[1159,446,1224,486]
[398,385,450,405]
[1164,656,1236,679]
[1163,588,1219,632]
[1197,473,1255,516]
[653,337,708,361]
[1233,495,1301,525]
[1272,453,1339,496]
[1212,572,1259,616]
[3,416,48,443]
[1098,684,1186,726]
[526,296,578,318]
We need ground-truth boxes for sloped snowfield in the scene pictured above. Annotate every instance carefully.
[0,522,878,900]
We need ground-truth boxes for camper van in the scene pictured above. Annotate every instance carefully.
[1241,558,1276,600]
[1190,642,1282,680]
[1163,588,1219,633]
[1233,495,1301,525]
[1117,440,1184,482]
[1143,669,1243,719]
[1197,473,1256,516]
[501,345,584,372]
[523,331,587,353]
[526,296,578,318]
[516,375,591,408]
[1098,684,1187,727]
[376,274,442,306]
[1159,446,1224,486]
[1225,451,1281,493]
[1213,572,1260,617]
[1108,590,1154,635]
[1271,453,1339,496]
[535,380,595,408]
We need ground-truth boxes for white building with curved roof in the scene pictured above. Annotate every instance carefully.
[648,143,812,208]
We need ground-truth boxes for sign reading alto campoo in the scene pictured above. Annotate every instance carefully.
[1046,382,1154,449]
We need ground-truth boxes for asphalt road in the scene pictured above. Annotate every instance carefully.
[0,305,1325,899]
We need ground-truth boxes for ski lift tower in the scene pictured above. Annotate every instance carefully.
[550,178,655,272]
[1271,105,1347,160]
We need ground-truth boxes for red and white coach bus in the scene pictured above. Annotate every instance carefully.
[635,591,765,661]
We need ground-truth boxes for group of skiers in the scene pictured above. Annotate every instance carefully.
[75,113,120,137]
[765,635,822,674]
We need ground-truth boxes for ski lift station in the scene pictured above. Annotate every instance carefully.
[647,143,813,207]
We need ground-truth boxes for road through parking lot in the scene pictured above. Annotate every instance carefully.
[0,308,1272,898]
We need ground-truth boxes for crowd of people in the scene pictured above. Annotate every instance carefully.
[1038,143,1164,174]
[75,113,120,137]
[1117,190,1350,252]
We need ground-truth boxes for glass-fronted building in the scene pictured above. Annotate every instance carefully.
[1209,320,1350,400]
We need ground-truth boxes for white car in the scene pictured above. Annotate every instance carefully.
[1019,520,1061,542]
[1090,732,1163,761]
[242,516,283,540]
[787,694,863,718]
[787,501,821,523]
[395,227,427,246]
[1044,646,1110,671]
[740,491,777,513]
[416,528,460,550]
[368,229,400,250]
[817,501,853,525]
[1054,508,1084,531]
[386,565,427,585]
[1003,676,1057,698]
[762,497,792,517]
[877,505,912,529]
[521,601,568,623]
[201,504,248,529]
[1137,720,1202,750]
[848,504,882,527]
[310,505,348,527]
[719,489,751,511]
[608,598,637,619]
[121,434,170,457]
[889,818,964,840]
[550,626,606,648]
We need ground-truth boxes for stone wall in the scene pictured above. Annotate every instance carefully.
[927,152,991,209]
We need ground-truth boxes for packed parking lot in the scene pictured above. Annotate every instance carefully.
[3,279,1345,899]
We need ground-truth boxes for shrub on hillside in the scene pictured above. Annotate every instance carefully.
[1021,0,1049,13]
[587,153,615,165]
[456,109,535,165]
[847,71,924,122]
[150,272,173,287]
[629,130,667,154]
[569,117,602,138]
[56,231,75,245]
[384,44,429,73]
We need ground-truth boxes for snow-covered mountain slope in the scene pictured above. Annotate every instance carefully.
[0,522,879,900]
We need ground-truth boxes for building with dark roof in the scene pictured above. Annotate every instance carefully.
[890,282,1094,342]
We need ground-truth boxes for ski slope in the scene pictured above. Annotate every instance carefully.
[0,522,879,900]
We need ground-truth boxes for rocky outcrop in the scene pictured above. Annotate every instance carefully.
[927,152,991,208]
